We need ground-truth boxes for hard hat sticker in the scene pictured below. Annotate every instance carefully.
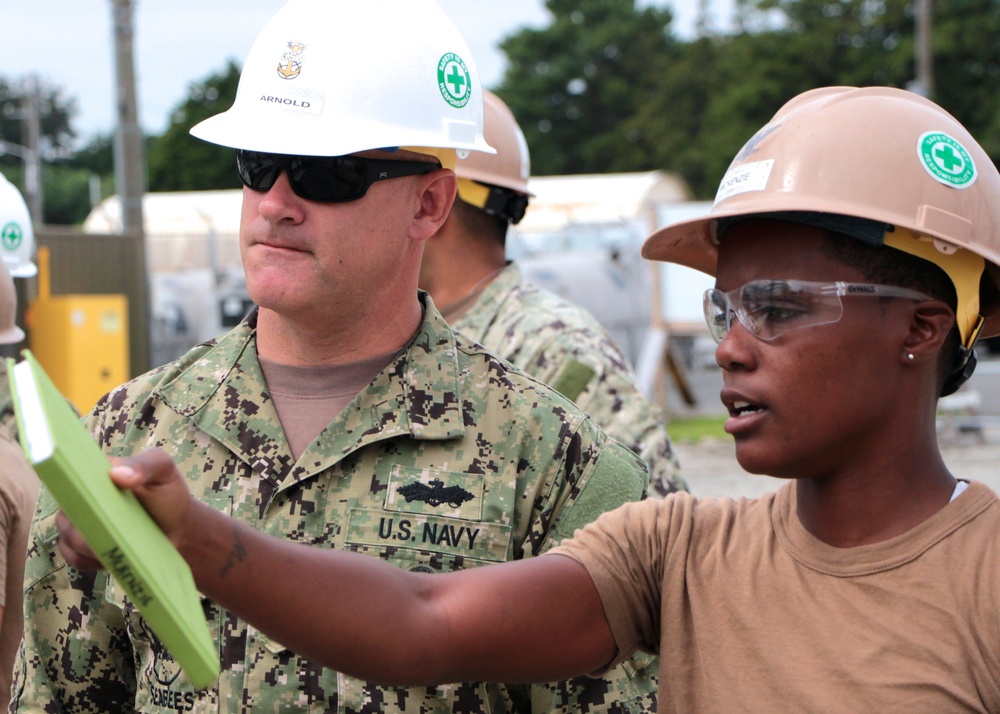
[918,132,977,189]
[277,41,307,80]
[714,160,775,205]
[1,221,23,252]
[438,53,472,108]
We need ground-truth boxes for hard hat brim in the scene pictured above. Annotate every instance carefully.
[0,325,24,345]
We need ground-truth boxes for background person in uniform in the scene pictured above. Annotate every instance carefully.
[419,90,685,497]
[0,258,40,712]
[58,85,1000,711]
[12,1,658,711]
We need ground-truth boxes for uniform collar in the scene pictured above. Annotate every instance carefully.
[451,262,521,339]
[156,296,467,477]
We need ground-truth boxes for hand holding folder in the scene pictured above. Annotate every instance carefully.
[6,351,220,690]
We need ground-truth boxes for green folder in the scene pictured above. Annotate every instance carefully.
[6,351,220,690]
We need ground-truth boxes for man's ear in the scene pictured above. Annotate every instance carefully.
[903,300,957,362]
[409,169,457,243]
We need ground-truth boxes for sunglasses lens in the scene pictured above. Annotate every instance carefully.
[237,151,283,191]
[237,151,437,203]
[290,157,367,202]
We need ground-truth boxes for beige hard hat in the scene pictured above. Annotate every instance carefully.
[427,90,534,224]
[0,258,25,345]
[643,86,1000,343]
[456,91,532,196]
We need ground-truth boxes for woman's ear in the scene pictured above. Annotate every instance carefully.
[903,300,956,363]
[408,169,457,243]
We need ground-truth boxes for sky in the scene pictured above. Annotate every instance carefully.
[4,1,733,146]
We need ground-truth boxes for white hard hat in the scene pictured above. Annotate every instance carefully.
[0,172,36,279]
[0,258,25,345]
[190,0,494,158]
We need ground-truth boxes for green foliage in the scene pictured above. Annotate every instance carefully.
[72,133,115,176]
[931,0,1000,159]
[146,60,242,192]
[40,165,96,226]
[496,0,676,176]
[0,77,77,158]
[496,0,1000,199]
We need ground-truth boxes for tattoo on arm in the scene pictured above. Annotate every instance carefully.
[219,524,248,578]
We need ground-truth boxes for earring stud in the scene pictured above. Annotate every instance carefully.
[907,353,915,361]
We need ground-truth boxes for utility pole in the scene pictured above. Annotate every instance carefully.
[111,0,151,374]
[695,0,710,37]
[21,79,42,224]
[1,77,43,224]
[111,0,146,236]
[912,0,933,98]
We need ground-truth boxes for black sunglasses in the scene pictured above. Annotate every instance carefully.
[235,150,441,203]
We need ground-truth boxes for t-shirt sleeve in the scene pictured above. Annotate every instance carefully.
[548,494,697,673]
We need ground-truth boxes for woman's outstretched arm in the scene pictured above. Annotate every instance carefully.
[57,448,618,686]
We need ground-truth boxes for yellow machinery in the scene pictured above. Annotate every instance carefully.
[27,247,129,413]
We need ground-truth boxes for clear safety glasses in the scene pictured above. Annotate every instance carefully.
[704,279,934,344]
[236,150,440,203]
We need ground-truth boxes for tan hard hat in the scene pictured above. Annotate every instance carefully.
[455,91,532,196]
[0,258,25,345]
[642,86,1000,338]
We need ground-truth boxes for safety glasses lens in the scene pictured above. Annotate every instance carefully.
[703,290,731,343]
[740,281,843,340]
[703,281,847,343]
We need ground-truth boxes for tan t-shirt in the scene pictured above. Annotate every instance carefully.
[551,481,1000,712]
[260,350,398,462]
[0,424,40,711]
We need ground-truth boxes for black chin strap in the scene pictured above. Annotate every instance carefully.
[941,347,977,397]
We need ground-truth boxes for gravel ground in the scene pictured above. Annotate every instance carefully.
[674,427,1000,499]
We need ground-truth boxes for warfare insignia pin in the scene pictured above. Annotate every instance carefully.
[397,478,474,508]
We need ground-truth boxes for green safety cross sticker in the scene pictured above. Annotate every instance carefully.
[918,131,977,189]
[1,221,22,251]
[437,53,471,108]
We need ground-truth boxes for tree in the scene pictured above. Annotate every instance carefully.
[929,0,1000,160]
[0,76,78,161]
[146,61,242,192]
[634,0,1000,198]
[495,0,677,176]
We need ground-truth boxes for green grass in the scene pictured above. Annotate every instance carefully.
[666,415,729,443]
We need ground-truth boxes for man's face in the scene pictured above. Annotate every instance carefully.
[712,219,910,480]
[238,150,430,324]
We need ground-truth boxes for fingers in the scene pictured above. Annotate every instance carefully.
[56,448,195,571]
[107,448,194,546]
[108,448,183,489]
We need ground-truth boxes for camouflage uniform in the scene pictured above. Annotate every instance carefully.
[13,298,658,713]
[453,263,686,497]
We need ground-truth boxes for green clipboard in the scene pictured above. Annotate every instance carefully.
[6,350,220,690]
